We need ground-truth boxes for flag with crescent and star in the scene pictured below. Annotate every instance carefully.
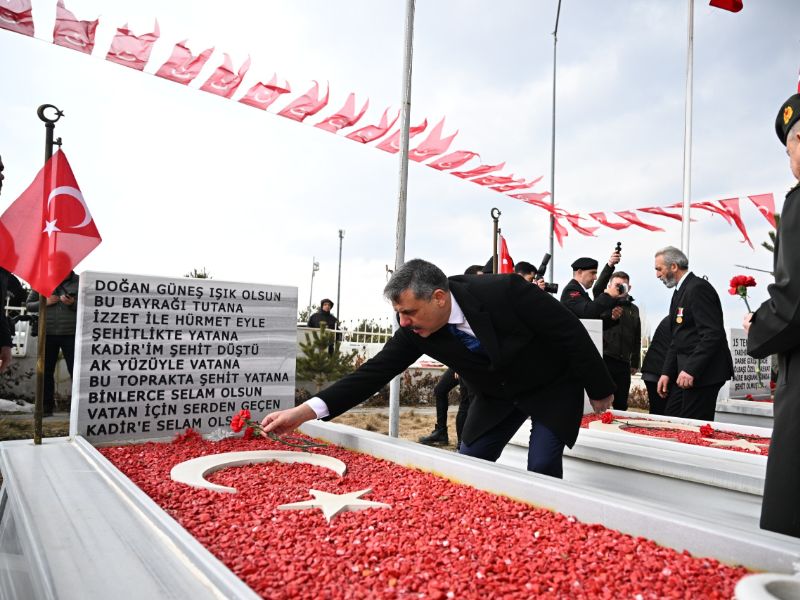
[0,150,101,296]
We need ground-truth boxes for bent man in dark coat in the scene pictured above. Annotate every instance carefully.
[264,259,614,478]
[744,92,800,538]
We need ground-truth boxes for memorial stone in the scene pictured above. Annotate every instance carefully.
[70,271,297,442]
[728,328,770,398]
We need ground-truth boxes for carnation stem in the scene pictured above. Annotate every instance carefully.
[743,296,752,312]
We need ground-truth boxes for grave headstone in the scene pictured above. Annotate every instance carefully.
[71,271,297,442]
[728,328,770,399]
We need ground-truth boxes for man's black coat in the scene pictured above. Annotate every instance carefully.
[318,274,615,448]
[662,272,733,385]
[748,183,800,538]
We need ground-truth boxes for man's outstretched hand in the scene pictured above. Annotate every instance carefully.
[260,404,317,436]
[589,395,614,414]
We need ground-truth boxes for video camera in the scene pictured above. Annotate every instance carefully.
[536,253,559,294]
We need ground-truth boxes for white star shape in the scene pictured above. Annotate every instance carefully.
[277,488,391,523]
[42,219,61,237]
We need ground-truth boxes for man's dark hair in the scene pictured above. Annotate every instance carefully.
[611,271,630,282]
[513,261,537,276]
[464,264,483,275]
[384,259,449,302]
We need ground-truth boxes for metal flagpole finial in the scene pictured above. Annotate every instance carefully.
[37,104,65,124]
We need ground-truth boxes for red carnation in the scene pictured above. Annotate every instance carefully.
[243,427,255,440]
[230,414,245,433]
[745,393,754,400]
[729,274,756,311]
[601,412,614,424]
[699,424,714,437]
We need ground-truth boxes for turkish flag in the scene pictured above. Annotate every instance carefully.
[0,151,101,296]
[106,21,160,71]
[553,217,569,247]
[566,213,598,236]
[239,74,291,110]
[376,119,428,153]
[277,81,330,122]
[471,173,517,187]
[718,198,753,248]
[345,108,399,144]
[590,212,631,230]
[747,193,777,227]
[685,201,734,224]
[638,206,684,221]
[0,0,34,37]
[452,162,505,180]
[509,191,553,210]
[426,150,479,171]
[498,235,514,273]
[199,54,251,99]
[155,40,214,85]
[408,118,457,162]
[709,0,743,12]
[52,0,97,54]
[615,210,665,232]
[490,176,542,193]
[315,93,369,133]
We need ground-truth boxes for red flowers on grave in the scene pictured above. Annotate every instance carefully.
[728,274,756,311]
[229,408,326,450]
[231,408,257,438]
[699,423,714,438]
[601,412,614,424]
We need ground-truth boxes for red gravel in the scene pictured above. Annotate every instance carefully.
[100,432,750,599]
[581,414,770,456]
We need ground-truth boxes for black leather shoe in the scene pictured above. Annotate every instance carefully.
[418,427,449,446]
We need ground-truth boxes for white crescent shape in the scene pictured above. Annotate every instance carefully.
[113,50,139,63]
[211,78,235,90]
[170,450,347,494]
[250,90,277,104]
[63,34,87,48]
[170,67,193,80]
[48,186,92,228]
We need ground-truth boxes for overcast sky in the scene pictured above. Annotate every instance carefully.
[1,0,798,334]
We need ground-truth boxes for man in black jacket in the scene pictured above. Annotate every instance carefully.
[263,259,614,478]
[561,251,623,321]
[593,271,641,410]
[743,92,800,538]
[0,156,14,373]
[655,246,733,420]
[640,316,671,415]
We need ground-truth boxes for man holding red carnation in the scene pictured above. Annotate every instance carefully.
[743,92,800,539]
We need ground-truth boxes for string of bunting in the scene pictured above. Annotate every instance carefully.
[0,0,777,246]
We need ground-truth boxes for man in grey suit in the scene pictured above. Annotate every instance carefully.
[264,259,614,478]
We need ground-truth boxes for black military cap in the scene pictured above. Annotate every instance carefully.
[571,257,598,271]
[320,298,334,307]
[775,93,800,146]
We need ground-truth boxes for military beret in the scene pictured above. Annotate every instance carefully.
[775,93,800,146]
[571,257,598,271]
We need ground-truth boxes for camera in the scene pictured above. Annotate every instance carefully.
[615,282,629,295]
[535,252,559,294]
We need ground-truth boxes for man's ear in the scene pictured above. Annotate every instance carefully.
[432,289,447,306]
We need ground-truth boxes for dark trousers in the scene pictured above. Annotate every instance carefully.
[644,379,667,415]
[458,408,566,478]
[433,368,458,428]
[455,384,472,444]
[664,381,723,421]
[604,356,631,411]
[44,334,75,412]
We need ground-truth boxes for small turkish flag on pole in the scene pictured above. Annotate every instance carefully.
[498,234,514,274]
[0,150,101,296]
[709,0,743,12]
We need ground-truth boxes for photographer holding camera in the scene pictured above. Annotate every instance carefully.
[561,245,623,324]
[26,270,79,416]
[593,271,641,410]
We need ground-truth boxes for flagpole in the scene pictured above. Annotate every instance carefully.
[389,0,416,438]
[680,0,694,256]
[34,104,64,445]
[548,0,562,284]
